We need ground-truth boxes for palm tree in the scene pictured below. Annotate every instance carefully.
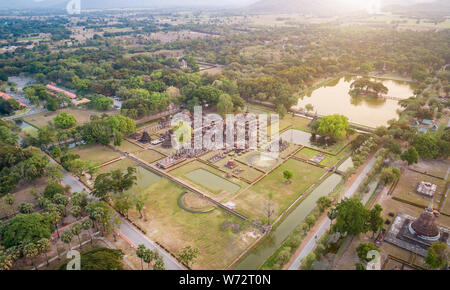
[23,243,39,270]
[81,219,93,244]
[49,210,62,238]
[61,230,73,254]
[153,258,165,270]
[36,238,51,267]
[71,223,83,249]
[143,249,155,270]
[0,253,13,270]
[136,244,146,270]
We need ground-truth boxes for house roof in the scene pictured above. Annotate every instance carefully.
[46,84,77,99]
[71,98,90,106]
[0,91,27,107]
[421,119,433,125]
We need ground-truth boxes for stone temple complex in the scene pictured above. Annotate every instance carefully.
[384,200,449,256]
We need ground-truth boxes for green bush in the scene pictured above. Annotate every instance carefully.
[356,243,379,262]
[58,247,124,270]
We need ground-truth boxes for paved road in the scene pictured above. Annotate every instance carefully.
[288,155,377,270]
[115,217,186,270]
[47,153,185,270]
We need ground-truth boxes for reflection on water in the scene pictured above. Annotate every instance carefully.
[235,174,342,270]
[337,157,354,172]
[294,75,415,128]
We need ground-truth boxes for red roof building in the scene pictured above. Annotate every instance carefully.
[46,84,77,99]
[71,98,91,106]
[0,91,27,107]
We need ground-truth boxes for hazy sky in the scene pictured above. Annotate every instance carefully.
[0,0,437,10]
[0,0,260,9]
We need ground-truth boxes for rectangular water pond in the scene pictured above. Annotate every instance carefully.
[184,168,241,194]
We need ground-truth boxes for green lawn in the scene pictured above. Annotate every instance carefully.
[96,158,137,175]
[70,144,121,165]
[126,172,261,270]
[114,140,144,154]
[392,170,446,211]
[134,149,165,163]
[233,159,326,222]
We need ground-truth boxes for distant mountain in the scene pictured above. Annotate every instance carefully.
[245,0,442,16]
[385,0,450,17]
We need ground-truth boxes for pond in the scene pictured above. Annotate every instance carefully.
[337,157,354,172]
[293,75,415,128]
[184,168,241,194]
[280,129,316,148]
[235,174,342,270]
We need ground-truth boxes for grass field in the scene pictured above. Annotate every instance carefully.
[392,170,447,210]
[233,159,326,221]
[125,172,261,269]
[134,149,165,163]
[295,147,347,167]
[114,140,144,154]
[96,158,137,175]
[214,157,264,183]
[23,107,118,128]
[70,144,121,165]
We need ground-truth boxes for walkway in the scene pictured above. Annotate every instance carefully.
[287,153,377,270]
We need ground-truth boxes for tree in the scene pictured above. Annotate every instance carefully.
[425,242,448,269]
[305,104,314,113]
[23,243,39,270]
[70,205,82,220]
[136,244,146,270]
[177,246,199,268]
[0,213,53,248]
[93,167,137,201]
[356,243,379,262]
[355,262,366,270]
[54,112,76,129]
[43,182,65,199]
[143,249,156,269]
[134,193,147,219]
[60,230,73,253]
[413,134,439,159]
[368,205,384,238]
[317,114,349,139]
[71,222,83,249]
[283,170,293,184]
[380,167,401,185]
[305,215,316,230]
[317,196,332,212]
[81,218,93,244]
[401,147,419,165]
[262,193,276,225]
[217,94,234,117]
[153,257,165,270]
[36,238,51,267]
[58,247,123,270]
[331,198,370,236]
[18,202,34,214]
